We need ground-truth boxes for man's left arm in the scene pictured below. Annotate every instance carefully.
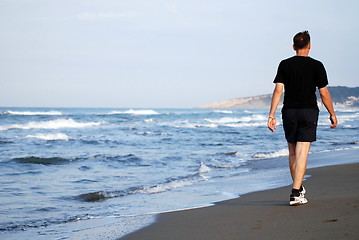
[319,86,338,129]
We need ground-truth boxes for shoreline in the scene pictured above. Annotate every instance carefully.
[120,157,359,239]
[7,148,357,240]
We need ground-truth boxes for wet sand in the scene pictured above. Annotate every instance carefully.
[120,163,359,240]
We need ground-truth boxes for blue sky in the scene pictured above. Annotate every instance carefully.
[1,0,358,108]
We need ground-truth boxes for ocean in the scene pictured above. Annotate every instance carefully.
[1,107,358,239]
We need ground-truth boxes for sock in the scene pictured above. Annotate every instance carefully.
[299,185,303,192]
[291,188,300,197]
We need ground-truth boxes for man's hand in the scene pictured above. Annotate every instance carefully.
[268,117,276,132]
[319,87,338,129]
[330,115,338,129]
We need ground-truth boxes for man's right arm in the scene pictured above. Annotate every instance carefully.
[268,83,284,132]
[319,86,338,129]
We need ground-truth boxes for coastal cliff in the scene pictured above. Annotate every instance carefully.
[197,86,359,109]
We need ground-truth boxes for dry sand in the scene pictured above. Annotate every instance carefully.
[120,163,359,240]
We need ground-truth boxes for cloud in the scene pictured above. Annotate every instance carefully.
[77,11,139,21]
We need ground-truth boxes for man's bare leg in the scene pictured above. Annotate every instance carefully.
[287,141,311,189]
[288,142,296,181]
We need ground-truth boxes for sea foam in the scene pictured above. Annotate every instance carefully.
[204,117,240,124]
[252,149,289,159]
[205,115,266,123]
[26,133,70,141]
[199,162,211,174]
[108,109,160,115]
[212,110,233,114]
[1,110,62,115]
[239,114,267,122]
[137,178,198,194]
[77,176,205,202]
[0,118,102,130]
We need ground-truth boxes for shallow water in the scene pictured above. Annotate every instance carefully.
[0,107,358,239]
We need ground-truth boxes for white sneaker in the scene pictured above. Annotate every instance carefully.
[290,194,308,206]
[300,186,306,198]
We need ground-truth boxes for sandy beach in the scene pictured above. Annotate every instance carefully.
[120,162,359,240]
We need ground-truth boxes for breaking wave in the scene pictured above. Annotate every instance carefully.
[26,133,70,141]
[0,214,97,232]
[76,173,207,202]
[0,118,103,130]
[205,115,267,124]
[204,117,240,124]
[138,178,198,194]
[107,109,160,115]
[252,149,289,159]
[199,162,211,174]
[1,110,62,115]
[212,110,233,114]
[224,122,267,128]
[76,191,127,202]
[200,114,267,128]
[169,122,266,128]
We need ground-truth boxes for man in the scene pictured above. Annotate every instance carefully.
[268,31,338,206]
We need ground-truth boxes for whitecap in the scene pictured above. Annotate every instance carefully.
[253,149,289,159]
[204,117,239,124]
[205,115,267,125]
[238,114,267,122]
[136,131,153,135]
[199,162,211,174]
[108,109,160,115]
[26,133,70,141]
[137,177,203,194]
[1,110,62,115]
[168,123,216,129]
[144,119,154,123]
[212,110,233,114]
[336,108,358,113]
[0,118,103,130]
[224,122,267,128]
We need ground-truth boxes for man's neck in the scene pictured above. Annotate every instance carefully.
[296,50,309,56]
[294,43,310,56]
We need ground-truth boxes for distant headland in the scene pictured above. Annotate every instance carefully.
[197,86,359,109]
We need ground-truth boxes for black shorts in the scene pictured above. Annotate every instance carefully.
[282,108,319,143]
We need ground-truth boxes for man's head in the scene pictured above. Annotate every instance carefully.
[293,31,310,50]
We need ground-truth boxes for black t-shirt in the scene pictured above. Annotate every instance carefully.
[273,56,328,109]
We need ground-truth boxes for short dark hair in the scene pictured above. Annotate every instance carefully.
[293,31,310,49]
